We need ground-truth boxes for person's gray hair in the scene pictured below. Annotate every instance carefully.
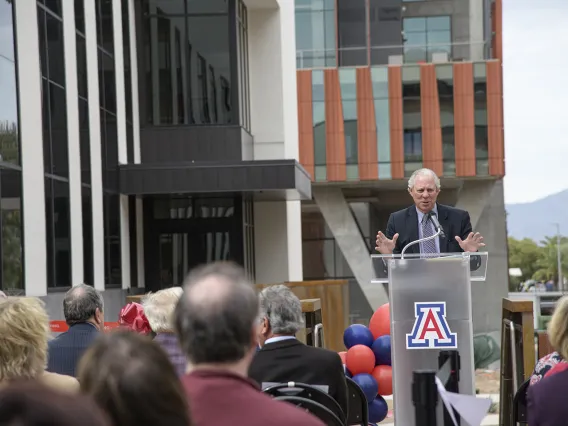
[408,168,441,190]
[63,284,104,326]
[174,262,258,365]
[259,285,304,335]
[142,287,183,333]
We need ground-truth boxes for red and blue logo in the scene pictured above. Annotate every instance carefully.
[406,302,457,349]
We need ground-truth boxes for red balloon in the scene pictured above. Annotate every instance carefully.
[369,303,390,339]
[338,351,347,364]
[372,365,393,396]
[345,345,375,375]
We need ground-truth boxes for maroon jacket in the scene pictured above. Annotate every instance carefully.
[181,369,325,426]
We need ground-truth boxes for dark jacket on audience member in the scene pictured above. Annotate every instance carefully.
[181,369,325,426]
[527,368,568,426]
[47,323,99,377]
[248,338,349,417]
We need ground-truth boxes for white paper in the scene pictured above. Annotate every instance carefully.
[435,377,492,426]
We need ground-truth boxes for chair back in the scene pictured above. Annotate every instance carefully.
[345,376,369,426]
[263,382,345,424]
[275,396,344,426]
[512,378,530,425]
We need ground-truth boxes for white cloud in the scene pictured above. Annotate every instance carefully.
[503,0,568,203]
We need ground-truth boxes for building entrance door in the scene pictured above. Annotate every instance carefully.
[157,230,231,287]
[143,196,244,292]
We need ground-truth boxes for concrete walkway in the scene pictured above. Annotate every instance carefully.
[380,394,500,425]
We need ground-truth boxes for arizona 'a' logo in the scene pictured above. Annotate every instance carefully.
[406,302,457,349]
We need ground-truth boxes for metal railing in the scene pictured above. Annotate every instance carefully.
[297,40,492,69]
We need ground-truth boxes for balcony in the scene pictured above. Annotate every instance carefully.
[296,40,493,70]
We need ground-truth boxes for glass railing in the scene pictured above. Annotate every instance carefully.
[296,40,493,69]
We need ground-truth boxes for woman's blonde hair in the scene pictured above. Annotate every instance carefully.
[548,296,568,359]
[0,297,50,381]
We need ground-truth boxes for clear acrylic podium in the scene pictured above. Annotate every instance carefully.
[371,252,488,426]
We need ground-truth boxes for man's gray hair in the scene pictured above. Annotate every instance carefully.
[142,287,183,333]
[259,285,304,335]
[63,284,104,326]
[174,262,258,365]
[408,168,441,190]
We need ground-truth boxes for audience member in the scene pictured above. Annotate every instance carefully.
[78,329,191,426]
[0,380,109,426]
[0,297,79,393]
[142,287,188,376]
[47,284,104,377]
[528,296,568,425]
[249,285,348,416]
[174,262,325,426]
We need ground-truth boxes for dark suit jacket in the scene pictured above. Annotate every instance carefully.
[47,323,99,377]
[386,204,471,254]
[527,369,568,426]
[384,203,481,271]
[248,338,349,418]
[181,369,324,426]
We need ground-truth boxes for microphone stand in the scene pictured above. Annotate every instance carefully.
[401,227,442,259]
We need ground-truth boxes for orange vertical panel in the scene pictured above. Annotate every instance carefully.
[492,0,503,61]
[419,64,443,176]
[388,66,404,180]
[356,68,378,180]
[297,70,315,180]
[486,61,505,177]
[453,63,476,177]
[324,69,346,181]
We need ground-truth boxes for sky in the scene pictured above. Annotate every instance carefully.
[503,0,568,204]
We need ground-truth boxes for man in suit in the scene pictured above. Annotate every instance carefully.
[47,284,103,377]
[375,168,485,256]
[249,285,349,418]
[174,262,324,426]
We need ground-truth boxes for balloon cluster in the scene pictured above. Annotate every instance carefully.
[340,303,391,425]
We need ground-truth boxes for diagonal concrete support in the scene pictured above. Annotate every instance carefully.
[313,187,389,311]
[454,180,496,230]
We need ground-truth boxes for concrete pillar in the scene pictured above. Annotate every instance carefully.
[313,187,389,310]
[456,179,508,335]
[455,180,495,230]
[254,201,302,283]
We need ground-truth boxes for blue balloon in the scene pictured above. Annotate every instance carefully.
[368,396,388,423]
[352,373,378,402]
[344,324,374,349]
[371,335,391,366]
[345,368,353,378]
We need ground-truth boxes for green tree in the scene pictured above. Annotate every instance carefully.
[508,237,544,289]
[532,236,568,283]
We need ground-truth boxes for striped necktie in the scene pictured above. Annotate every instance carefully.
[421,213,438,255]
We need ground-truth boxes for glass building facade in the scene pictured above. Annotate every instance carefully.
[0,0,23,294]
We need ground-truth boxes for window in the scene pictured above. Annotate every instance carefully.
[371,67,391,178]
[339,69,358,179]
[295,0,336,69]
[38,3,72,289]
[369,1,403,66]
[402,66,422,177]
[337,0,367,66]
[94,0,122,287]
[403,16,451,63]
[237,0,249,129]
[473,63,489,175]
[436,65,455,176]
[142,1,232,125]
[312,70,326,181]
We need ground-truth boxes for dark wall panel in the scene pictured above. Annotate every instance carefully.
[140,126,248,163]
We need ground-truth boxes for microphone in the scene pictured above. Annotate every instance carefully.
[428,212,445,237]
